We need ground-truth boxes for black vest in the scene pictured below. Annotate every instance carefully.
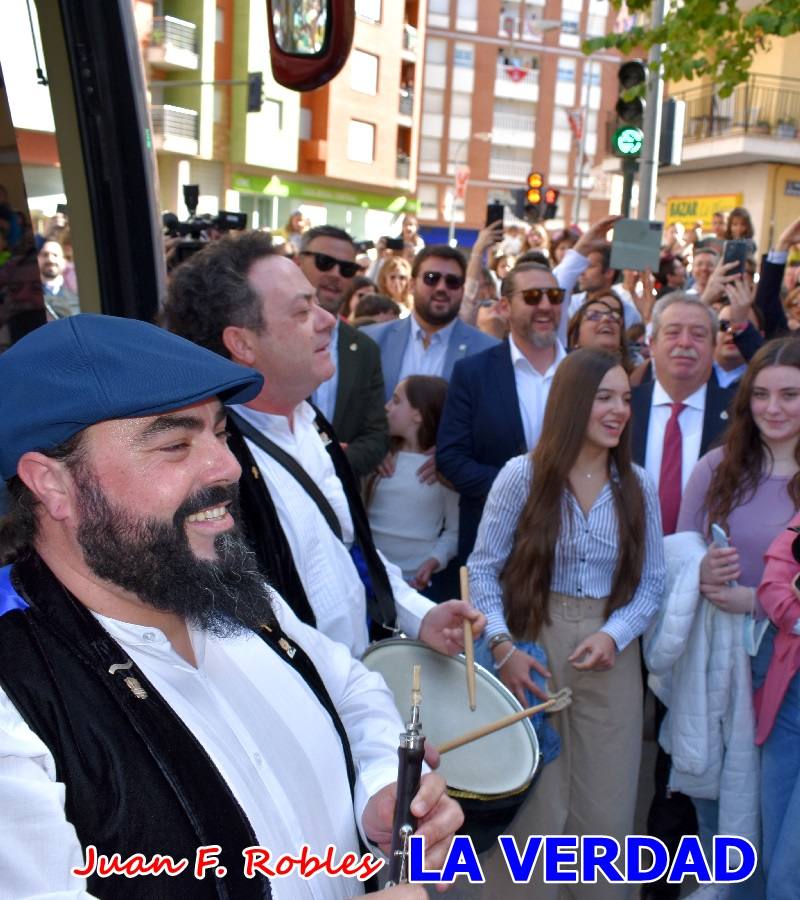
[0,554,373,898]
[227,408,397,637]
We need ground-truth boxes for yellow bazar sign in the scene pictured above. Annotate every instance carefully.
[665,194,743,230]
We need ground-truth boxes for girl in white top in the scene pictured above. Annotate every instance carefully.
[367,376,459,594]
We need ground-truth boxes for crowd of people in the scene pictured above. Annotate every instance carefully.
[1,202,800,898]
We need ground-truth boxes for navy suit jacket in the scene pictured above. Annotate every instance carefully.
[362,316,498,401]
[630,370,736,469]
[436,341,527,562]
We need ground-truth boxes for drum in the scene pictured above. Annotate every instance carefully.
[362,638,542,853]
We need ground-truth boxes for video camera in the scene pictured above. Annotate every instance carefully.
[163,185,248,266]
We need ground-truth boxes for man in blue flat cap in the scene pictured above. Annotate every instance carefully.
[0,315,458,899]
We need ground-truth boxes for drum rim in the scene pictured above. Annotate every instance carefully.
[362,637,541,793]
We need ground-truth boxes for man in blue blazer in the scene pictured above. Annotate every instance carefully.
[363,245,498,401]
[436,262,568,562]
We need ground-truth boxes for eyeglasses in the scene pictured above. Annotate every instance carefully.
[584,309,622,323]
[514,287,565,306]
[300,251,360,279]
[421,270,465,290]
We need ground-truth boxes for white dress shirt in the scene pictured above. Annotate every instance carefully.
[232,403,432,657]
[644,378,708,492]
[509,335,567,450]
[397,315,458,384]
[0,594,401,899]
[713,360,746,389]
[310,320,340,422]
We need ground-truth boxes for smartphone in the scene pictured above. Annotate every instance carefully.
[383,236,405,251]
[355,240,375,253]
[710,523,738,587]
[486,201,505,230]
[722,240,750,277]
[56,202,68,215]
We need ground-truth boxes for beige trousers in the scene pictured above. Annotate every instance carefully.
[479,593,643,899]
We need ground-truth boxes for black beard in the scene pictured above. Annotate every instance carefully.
[414,297,460,327]
[74,474,275,637]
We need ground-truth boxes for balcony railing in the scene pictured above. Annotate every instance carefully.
[396,157,411,180]
[403,24,418,54]
[495,62,539,87]
[399,89,414,116]
[148,15,199,70]
[488,157,532,181]
[151,104,199,154]
[492,112,535,133]
[672,74,800,141]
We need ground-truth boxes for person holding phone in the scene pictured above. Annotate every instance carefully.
[670,337,800,896]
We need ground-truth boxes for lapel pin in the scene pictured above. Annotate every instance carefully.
[458,344,467,352]
[350,342,358,351]
[108,661,148,699]
[720,411,728,420]
[278,637,297,659]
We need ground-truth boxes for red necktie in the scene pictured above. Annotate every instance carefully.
[659,402,686,535]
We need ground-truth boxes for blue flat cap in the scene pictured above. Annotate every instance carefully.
[0,314,264,480]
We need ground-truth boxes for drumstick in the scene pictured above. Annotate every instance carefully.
[438,687,572,754]
[459,566,476,711]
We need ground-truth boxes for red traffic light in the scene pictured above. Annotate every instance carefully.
[544,188,559,205]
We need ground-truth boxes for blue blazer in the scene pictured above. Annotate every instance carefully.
[436,341,527,562]
[362,317,498,401]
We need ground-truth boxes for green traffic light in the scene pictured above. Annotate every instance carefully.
[612,126,643,157]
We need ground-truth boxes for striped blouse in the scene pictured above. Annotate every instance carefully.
[468,453,666,652]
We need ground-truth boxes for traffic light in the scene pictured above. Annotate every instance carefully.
[247,71,264,112]
[542,187,560,220]
[612,60,647,158]
[525,171,543,221]
[616,60,647,127]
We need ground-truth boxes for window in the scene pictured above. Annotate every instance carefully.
[557,58,576,82]
[419,138,442,173]
[423,89,444,113]
[450,92,472,116]
[586,13,608,37]
[350,50,379,95]
[425,38,447,64]
[561,12,580,34]
[355,0,382,23]
[457,0,477,30]
[417,184,439,220]
[453,42,474,68]
[428,0,450,26]
[347,120,375,163]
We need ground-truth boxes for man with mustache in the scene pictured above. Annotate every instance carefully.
[0,314,459,899]
[629,292,737,900]
[296,225,389,477]
[164,232,483,657]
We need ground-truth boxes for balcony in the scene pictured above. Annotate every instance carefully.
[495,63,539,103]
[670,74,800,169]
[402,24,418,60]
[150,104,199,156]
[492,112,536,149]
[399,88,414,118]
[396,156,411,181]
[488,157,532,182]
[147,16,199,71]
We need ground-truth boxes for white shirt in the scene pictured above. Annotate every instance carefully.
[311,320,340,422]
[508,335,567,450]
[397,315,458,384]
[232,403,432,657]
[713,360,746,389]
[644,378,707,492]
[368,451,460,581]
[0,594,401,900]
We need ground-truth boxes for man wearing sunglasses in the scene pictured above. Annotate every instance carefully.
[296,225,389,478]
[437,262,568,563]
[363,245,498,402]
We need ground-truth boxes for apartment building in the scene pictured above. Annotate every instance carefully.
[415,0,622,237]
[656,32,800,247]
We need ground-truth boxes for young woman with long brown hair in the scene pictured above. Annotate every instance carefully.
[469,348,665,898]
[676,337,800,897]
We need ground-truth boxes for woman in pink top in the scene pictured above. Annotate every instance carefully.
[756,518,800,898]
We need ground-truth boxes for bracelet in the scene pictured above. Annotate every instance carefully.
[493,646,517,672]
[488,632,513,651]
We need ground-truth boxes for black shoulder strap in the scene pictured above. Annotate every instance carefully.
[227,409,344,541]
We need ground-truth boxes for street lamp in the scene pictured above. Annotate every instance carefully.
[447,131,493,246]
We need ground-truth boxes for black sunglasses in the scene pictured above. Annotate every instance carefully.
[516,287,565,306]
[421,270,465,290]
[300,251,360,279]
[718,319,739,333]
